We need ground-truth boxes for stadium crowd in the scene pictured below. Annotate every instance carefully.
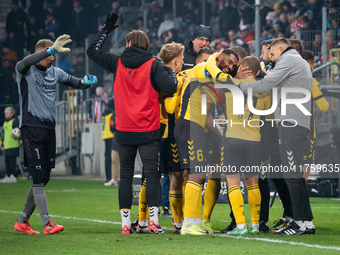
[1,0,340,237]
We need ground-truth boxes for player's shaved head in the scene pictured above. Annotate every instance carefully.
[36,39,53,51]
[241,56,260,77]
[269,37,290,50]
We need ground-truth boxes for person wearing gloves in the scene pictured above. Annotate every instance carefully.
[14,34,97,235]
[87,14,177,235]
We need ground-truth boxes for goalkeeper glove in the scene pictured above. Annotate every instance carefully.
[102,13,119,34]
[82,75,97,85]
[47,34,72,55]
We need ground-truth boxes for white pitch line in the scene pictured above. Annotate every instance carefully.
[1,210,340,251]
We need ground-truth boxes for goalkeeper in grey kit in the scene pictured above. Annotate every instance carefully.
[14,35,97,235]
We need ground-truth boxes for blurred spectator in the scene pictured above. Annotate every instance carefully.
[301,15,316,48]
[148,1,163,25]
[219,0,239,38]
[135,17,145,31]
[183,14,196,35]
[312,34,322,55]
[247,40,256,56]
[281,0,293,14]
[52,0,73,35]
[240,4,255,27]
[26,15,44,54]
[71,1,88,48]
[5,0,28,60]
[326,30,336,50]
[109,1,124,47]
[228,29,240,47]
[1,42,18,69]
[238,24,255,45]
[176,22,192,44]
[182,0,196,22]
[45,11,60,40]
[54,53,72,73]
[265,11,274,29]
[158,13,175,39]
[92,86,108,123]
[0,63,18,105]
[196,0,211,26]
[161,29,179,44]
[70,54,85,78]
[27,0,45,24]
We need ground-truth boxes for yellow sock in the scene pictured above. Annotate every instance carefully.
[228,185,245,225]
[184,181,202,218]
[138,181,149,222]
[247,184,261,224]
[202,178,221,220]
[193,184,203,218]
[182,182,187,212]
[169,190,183,223]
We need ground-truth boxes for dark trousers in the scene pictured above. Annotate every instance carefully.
[118,140,160,209]
[104,139,112,182]
[259,176,270,222]
[161,173,170,208]
[278,124,313,221]
[5,156,17,177]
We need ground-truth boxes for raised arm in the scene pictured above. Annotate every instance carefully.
[87,14,120,73]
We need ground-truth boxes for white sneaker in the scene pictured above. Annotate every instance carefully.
[1,176,10,183]
[9,175,17,183]
[104,179,117,186]
[112,178,118,186]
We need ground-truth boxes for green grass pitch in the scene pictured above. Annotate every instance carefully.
[1,178,340,254]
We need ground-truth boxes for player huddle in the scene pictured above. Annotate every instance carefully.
[13,12,327,237]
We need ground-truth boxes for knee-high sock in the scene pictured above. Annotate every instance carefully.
[120,209,131,228]
[33,184,50,227]
[228,185,245,225]
[169,190,183,223]
[18,186,36,223]
[193,184,203,218]
[183,181,202,219]
[247,184,261,224]
[182,182,187,212]
[138,181,149,222]
[202,178,221,220]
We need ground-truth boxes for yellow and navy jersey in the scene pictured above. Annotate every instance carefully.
[102,113,114,139]
[161,70,189,137]
[176,63,215,128]
[224,78,272,142]
[164,69,189,123]
[160,93,177,139]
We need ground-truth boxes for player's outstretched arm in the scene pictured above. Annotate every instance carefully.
[87,13,120,73]
[65,75,97,90]
[17,34,72,74]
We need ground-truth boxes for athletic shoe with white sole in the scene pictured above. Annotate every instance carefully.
[44,221,64,235]
[221,220,236,233]
[136,224,150,233]
[201,219,214,234]
[227,225,248,236]
[181,224,209,236]
[121,225,134,235]
[14,221,40,234]
[272,221,305,235]
[270,219,289,232]
[149,220,164,234]
[248,225,259,234]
